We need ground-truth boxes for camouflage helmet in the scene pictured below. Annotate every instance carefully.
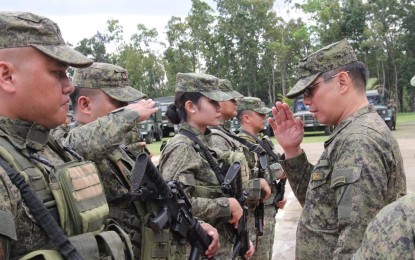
[218,79,244,100]
[175,73,232,102]
[73,62,147,102]
[287,39,358,99]
[237,97,271,115]
[0,12,92,68]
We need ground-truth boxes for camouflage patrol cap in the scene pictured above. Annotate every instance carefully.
[176,73,232,101]
[218,79,244,100]
[237,97,271,114]
[0,12,92,68]
[287,39,358,99]
[73,62,147,102]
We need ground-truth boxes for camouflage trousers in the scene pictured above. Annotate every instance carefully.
[248,204,276,260]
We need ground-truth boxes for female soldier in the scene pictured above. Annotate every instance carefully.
[159,73,254,259]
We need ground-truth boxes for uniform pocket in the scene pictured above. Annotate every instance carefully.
[330,166,361,226]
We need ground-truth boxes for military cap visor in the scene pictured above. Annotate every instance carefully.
[286,73,322,99]
[226,90,244,100]
[201,90,232,102]
[253,107,271,115]
[100,86,147,103]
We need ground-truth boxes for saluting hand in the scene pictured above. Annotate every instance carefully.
[269,102,304,159]
[126,99,158,122]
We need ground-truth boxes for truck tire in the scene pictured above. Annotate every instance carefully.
[145,132,153,144]
[154,129,162,141]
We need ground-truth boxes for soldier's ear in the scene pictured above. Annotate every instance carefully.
[77,96,92,114]
[0,61,16,94]
[184,100,196,114]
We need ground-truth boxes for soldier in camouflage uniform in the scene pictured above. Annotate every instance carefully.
[209,81,273,257]
[0,12,131,259]
[237,97,287,260]
[268,39,407,259]
[62,64,220,259]
[159,73,255,259]
[353,193,415,259]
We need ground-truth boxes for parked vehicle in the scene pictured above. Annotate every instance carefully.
[366,90,393,130]
[138,101,163,144]
[293,98,333,135]
[154,96,177,137]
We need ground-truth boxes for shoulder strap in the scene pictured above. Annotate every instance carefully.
[0,156,82,259]
[179,129,225,184]
[240,130,279,161]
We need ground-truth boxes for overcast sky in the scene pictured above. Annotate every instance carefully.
[3,0,299,46]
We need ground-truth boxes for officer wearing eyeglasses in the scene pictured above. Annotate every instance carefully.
[268,39,406,259]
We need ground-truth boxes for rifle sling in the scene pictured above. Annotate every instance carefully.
[179,129,225,184]
[239,130,280,162]
[0,156,82,259]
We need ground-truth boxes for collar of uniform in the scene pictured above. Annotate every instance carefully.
[238,130,257,143]
[324,104,374,148]
[180,122,212,142]
[0,116,49,151]
[221,120,232,133]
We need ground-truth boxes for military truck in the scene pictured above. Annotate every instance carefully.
[154,96,177,137]
[138,101,163,144]
[366,90,393,130]
[293,97,333,135]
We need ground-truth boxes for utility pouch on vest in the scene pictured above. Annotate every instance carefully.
[19,230,129,260]
[49,161,109,236]
[134,201,186,260]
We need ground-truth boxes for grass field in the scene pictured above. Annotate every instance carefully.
[146,112,415,155]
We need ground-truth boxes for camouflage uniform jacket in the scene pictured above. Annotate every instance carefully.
[0,117,72,257]
[354,193,415,260]
[279,105,406,259]
[159,122,231,225]
[63,107,142,199]
[238,132,278,200]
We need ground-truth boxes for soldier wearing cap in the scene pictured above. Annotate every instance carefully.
[269,39,406,258]
[0,12,134,259]
[387,98,397,130]
[159,73,254,259]
[61,64,219,259]
[237,97,287,260]
[209,83,272,258]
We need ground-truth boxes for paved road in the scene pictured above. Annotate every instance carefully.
[272,137,415,259]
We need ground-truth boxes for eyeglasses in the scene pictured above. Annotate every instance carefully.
[303,71,349,98]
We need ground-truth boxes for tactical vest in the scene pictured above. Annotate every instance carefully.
[0,136,133,260]
[106,148,187,260]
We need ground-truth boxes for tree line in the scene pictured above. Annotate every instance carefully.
[73,0,415,112]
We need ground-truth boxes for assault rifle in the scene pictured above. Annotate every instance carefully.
[130,152,212,260]
[222,162,250,260]
[273,178,286,214]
